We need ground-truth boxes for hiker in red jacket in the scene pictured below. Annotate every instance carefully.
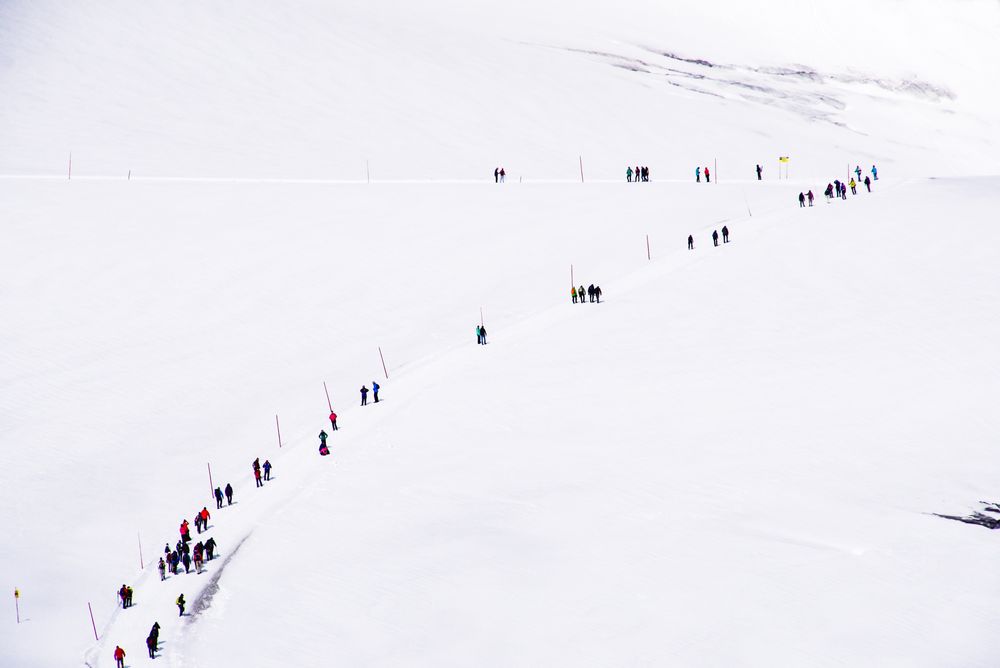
[329,411,338,431]
[180,520,191,543]
[254,467,263,488]
[113,645,126,668]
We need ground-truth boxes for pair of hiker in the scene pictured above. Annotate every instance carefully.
[360,381,380,405]
[476,325,488,345]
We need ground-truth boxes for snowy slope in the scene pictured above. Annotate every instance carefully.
[2,0,1000,666]
[4,175,1000,667]
[1,0,999,180]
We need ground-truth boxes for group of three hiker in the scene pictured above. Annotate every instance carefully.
[687,226,729,249]
[252,457,272,487]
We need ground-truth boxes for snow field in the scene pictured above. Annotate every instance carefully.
[2,176,796,666]
[12,174,991,666]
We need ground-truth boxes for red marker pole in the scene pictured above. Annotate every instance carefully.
[207,463,214,498]
[275,414,283,448]
[323,381,332,412]
[646,234,651,260]
[88,602,99,641]
[378,347,389,379]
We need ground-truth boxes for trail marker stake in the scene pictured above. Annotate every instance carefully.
[378,347,389,379]
[207,463,214,498]
[138,532,144,570]
[323,381,332,412]
[68,152,72,180]
[579,156,585,183]
[14,589,19,624]
[646,234,651,260]
[275,414,283,448]
[88,602,98,641]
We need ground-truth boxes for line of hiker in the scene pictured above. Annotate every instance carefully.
[571,284,603,304]
[800,164,877,207]
[695,166,711,183]
[687,226,729,249]
[493,167,506,183]
[627,165,651,182]
[476,324,488,344]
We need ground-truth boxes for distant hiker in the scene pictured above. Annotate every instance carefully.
[114,645,126,668]
[170,551,179,574]
[571,286,578,303]
[176,594,186,616]
[476,324,483,344]
[841,183,847,200]
[824,183,834,201]
[205,537,217,560]
[756,164,762,180]
[687,234,694,250]
[182,551,191,574]
[252,457,260,474]
[150,622,160,643]
[254,467,263,488]
[807,190,815,206]
[319,430,328,447]
[798,192,806,207]
[479,325,488,344]
[849,178,857,195]
[871,165,878,180]
[855,165,862,180]
[180,520,191,543]
[634,166,640,183]
[119,584,129,609]
[494,167,499,183]
[360,385,368,406]
[147,633,157,659]
[372,381,380,403]
[578,286,585,305]
[214,487,224,509]
[722,226,730,243]
[193,544,204,574]
[595,286,603,303]
[319,442,330,456]
[158,557,166,581]
[125,586,133,608]
[695,166,701,182]
[329,410,338,430]
[705,167,711,183]
[200,507,210,529]
[834,180,842,197]
[225,483,233,505]
[499,168,506,183]
[864,175,871,192]
[712,230,719,246]
[626,166,633,182]
[263,460,271,480]
[642,166,649,182]
[587,284,595,303]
